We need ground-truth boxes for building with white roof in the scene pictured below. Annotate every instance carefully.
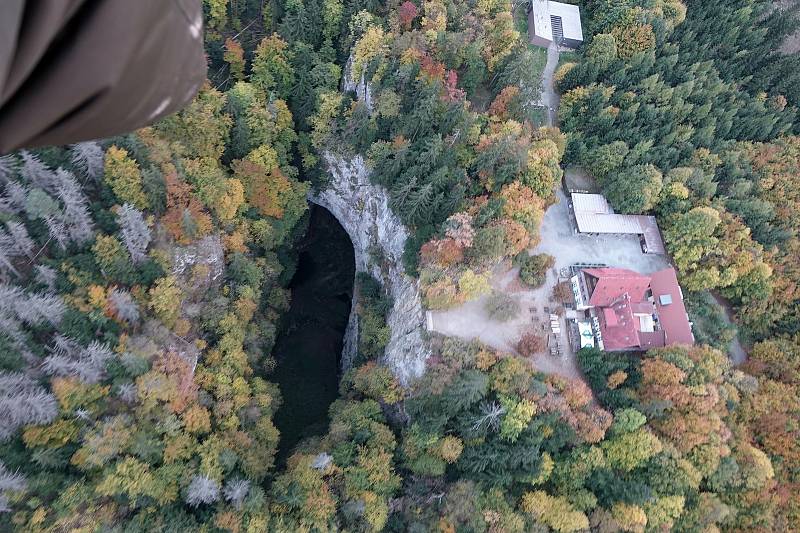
[570,193,666,255]
[529,0,584,49]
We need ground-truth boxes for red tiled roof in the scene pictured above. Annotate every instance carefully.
[631,301,655,315]
[603,307,618,326]
[639,331,667,349]
[585,266,694,352]
[597,294,641,350]
[584,268,651,307]
[650,268,695,346]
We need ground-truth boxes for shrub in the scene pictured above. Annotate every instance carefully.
[468,225,507,263]
[440,338,483,370]
[484,291,520,322]
[517,332,546,357]
[516,253,554,287]
[419,238,464,267]
[344,362,403,404]
[421,267,461,310]
[552,281,573,302]
[457,270,491,301]
[356,274,392,362]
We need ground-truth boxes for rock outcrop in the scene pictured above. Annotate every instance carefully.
[342,55,373,112]
[309,154,430,386]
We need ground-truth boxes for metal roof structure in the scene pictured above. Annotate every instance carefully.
[530,0,552,44]
[529,0,584,47]
[571,193,667,255]
[636,216,666,255]
[574,212,642,234]
[571,193,611,214]
[547,1,584,42]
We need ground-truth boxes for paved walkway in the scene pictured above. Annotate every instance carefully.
[538,188,669,275]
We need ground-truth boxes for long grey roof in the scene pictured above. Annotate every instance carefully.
[571,193,666,254]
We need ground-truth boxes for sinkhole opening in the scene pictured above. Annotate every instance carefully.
[271,204,355,463]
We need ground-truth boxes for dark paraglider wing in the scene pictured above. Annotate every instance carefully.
[0,0,206,154]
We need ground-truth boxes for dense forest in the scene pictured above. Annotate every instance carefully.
[0,0,799,531]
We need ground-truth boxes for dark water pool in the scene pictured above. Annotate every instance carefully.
[272,205,355,462]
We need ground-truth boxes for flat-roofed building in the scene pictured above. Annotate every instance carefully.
[529,0,584,49]
[570,193,666,255]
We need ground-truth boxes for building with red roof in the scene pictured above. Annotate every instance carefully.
[581,267,651,307]
[570,267,694,351]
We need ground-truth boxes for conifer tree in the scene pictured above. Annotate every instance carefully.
[0,372,58,441]
[70,142,105,181]
[116,203,151,264]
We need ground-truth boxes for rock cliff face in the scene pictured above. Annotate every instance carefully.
[342,55,373,112]
[309,154,430,386]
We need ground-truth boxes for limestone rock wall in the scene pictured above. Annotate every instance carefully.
[342,55,373,112]
[309,153,430,386]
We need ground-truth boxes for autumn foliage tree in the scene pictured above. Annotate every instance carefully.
[517,332,546,357]
[398,1,419,29]
[251,34,295,99]
[104,146,148,209]
[223,37,246,82]
[160,165,212,244]
[232,156,291,219]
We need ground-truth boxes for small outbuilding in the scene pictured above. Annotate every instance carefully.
[529,0,584,49]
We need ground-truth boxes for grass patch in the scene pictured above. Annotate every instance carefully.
[530,46,548,74]
[528,106,548,127]
[513,4,530,34]
[557,51,581,68]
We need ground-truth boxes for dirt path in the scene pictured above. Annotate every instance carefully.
[540,42,560,126]
[711,292,748,365]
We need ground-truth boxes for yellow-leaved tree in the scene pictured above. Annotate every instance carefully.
[104,146,149,209]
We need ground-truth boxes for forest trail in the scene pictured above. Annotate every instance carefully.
[711,292,749,365]
[541,41,560,126]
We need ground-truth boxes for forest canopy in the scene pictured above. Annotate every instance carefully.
[0,0,799,531]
